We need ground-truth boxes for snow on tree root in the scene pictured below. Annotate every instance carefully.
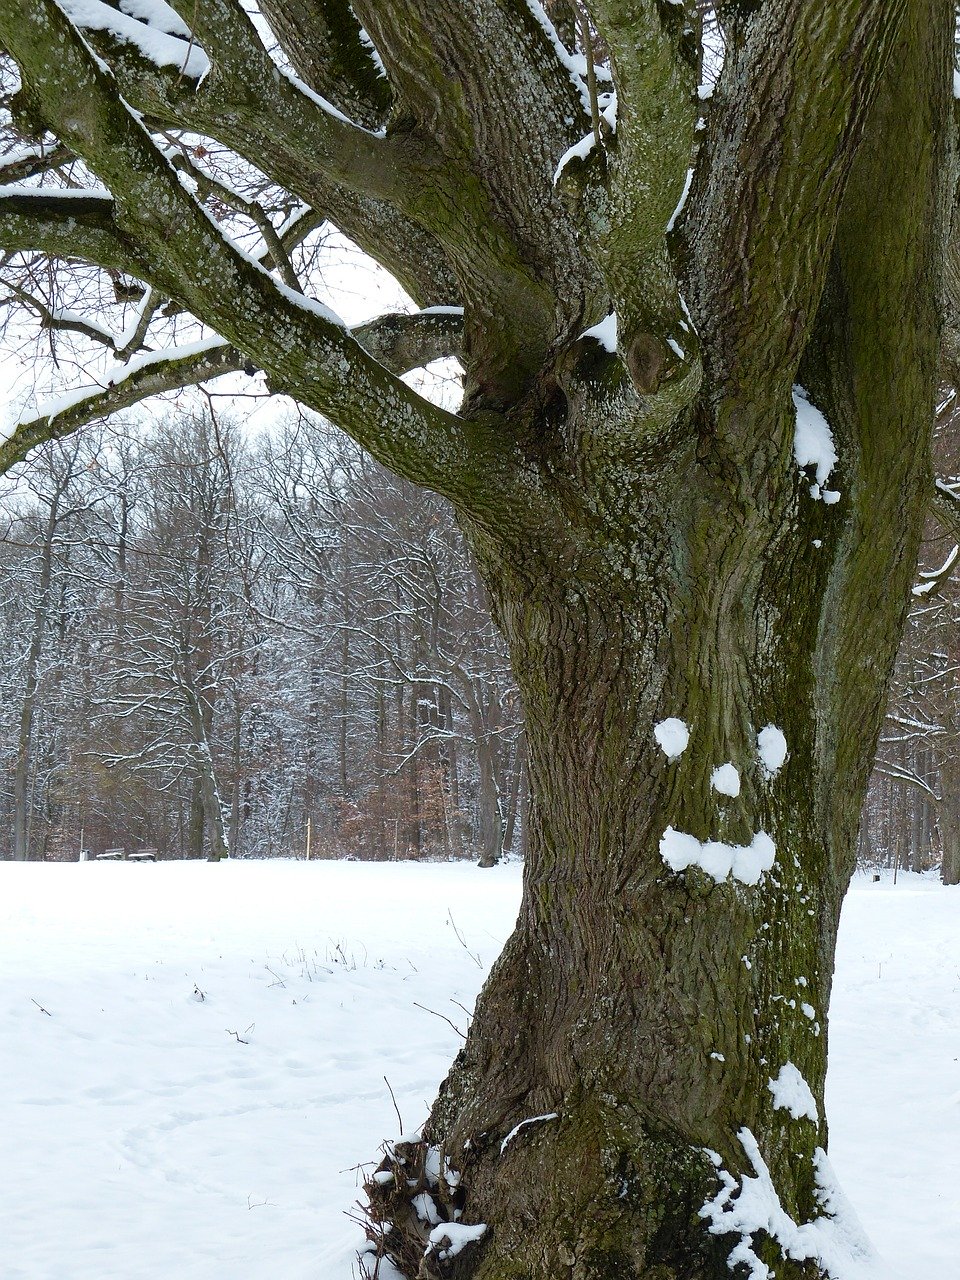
[361,1137,486,1280]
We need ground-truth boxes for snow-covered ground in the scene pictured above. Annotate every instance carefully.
[0,860,955,1279]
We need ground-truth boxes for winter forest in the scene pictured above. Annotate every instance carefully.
[0,412,523,867]
[2,0,960,1279]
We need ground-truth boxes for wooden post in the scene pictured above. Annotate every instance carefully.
[305,816,312,861]
[78,825,85,862]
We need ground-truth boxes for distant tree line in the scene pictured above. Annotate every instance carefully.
[0,411,523,864]
[859,396,960,885]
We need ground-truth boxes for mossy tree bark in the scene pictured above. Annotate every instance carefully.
[0,0,954,1274]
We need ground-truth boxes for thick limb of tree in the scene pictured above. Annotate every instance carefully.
[0,0,954,1276]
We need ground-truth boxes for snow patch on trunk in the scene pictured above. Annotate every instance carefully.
[792,386,840,502]
[580,312,618,352]
[660,827,775,886]
[701,1132,892,1280]
[653,716,689,760]
[768,1063,818,1122]
[499,1112,559,1155]
[711,763,741,797]
[757,725,788,778]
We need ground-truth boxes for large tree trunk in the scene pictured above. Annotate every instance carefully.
[373,422,923,1276]
[364,8,947,1270]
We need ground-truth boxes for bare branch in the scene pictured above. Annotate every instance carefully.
[0,309,462,473]
[931,478,960,542]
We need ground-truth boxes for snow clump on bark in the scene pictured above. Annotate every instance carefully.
[654,716,689,760]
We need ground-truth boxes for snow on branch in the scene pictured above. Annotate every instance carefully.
[0,0,500,510]
[0,141,74,184]
[872,760,941,800]
[0,339,247,473]
[58,0,210,79]
[930,477,960,546]
[912,544,959,598]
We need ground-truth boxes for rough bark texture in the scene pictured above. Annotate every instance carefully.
[0,0,954,1274]
[938,749,960,885]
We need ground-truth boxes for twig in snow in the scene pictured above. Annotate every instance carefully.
[383,1075,404,1134]
[339,1159,377,1187]
[446,910,482,967]
[264,964,286,988]
[31,997,52,1016]
[413,1001,466,1039]
[226,1027,249,1044]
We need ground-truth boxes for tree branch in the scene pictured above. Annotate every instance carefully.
[350,0,592,391]
[688,0,909,402]
[0,188,147,277]
[0,340,248,472]
[5,280,123,352]
[159,0,412,201]
[587,0,699,388]
[56,24,460,306]
[352,308,463,372]
[0,141,73,183]
[0,0,497,509]
[0,308,463,475]
[257,0,392,130]
[931,478,960,542]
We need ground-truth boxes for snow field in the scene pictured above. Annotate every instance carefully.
[0,861,516,1280]
[0,861,956,1279]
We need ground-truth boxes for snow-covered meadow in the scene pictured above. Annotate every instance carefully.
[0,860,956,1279]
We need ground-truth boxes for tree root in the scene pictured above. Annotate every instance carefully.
[359,1137,487,1280]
